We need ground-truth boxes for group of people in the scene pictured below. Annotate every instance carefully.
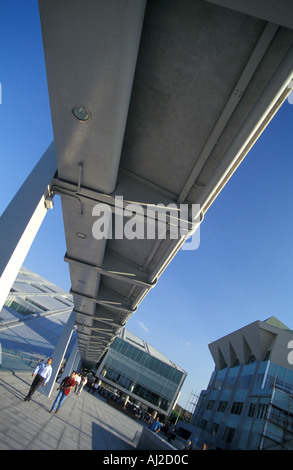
[23,358,208,448]
[73,372,88,396]
[23,357,88,414]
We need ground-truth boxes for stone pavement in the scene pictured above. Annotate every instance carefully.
[0,370,144,450]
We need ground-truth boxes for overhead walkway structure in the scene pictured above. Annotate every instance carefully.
[0,0,293,374]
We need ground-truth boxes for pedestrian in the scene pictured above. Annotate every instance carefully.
[24,357,53,401]
[89,381,96,394]
[90,380,99,395]
[77,375,87,396]
[149,416,161,434]
[49,371,76,414]
[74,372,81,393]
[167,424,176,443]
[183,439,192,450]
[56,363,65,382]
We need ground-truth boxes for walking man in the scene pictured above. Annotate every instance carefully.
[49,371,76,414]
[24,357,53,401]
[149,416,162,434]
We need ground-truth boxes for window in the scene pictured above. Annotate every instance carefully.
[207,400,215,410]
[110,338,184,385]
[200,420,207,430]
[218,401,228,412]
[213,378,223,390]
[224,376,237,390]
[255,373,264,388]
[248,403,256,418]
[248,402,267,419]
[223,426,235,444]
[256,403,267,419]
[237,374,252,390]
[132,383,164,408]
[211,423,219,436]
[5,297,47,316]
[231,401,243,415]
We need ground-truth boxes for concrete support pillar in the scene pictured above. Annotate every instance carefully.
[60,338,80,381]
[41,309,76,397]
[123,381,136,407]
[72,348,81,373]
[123,394,130,407]
[0,142,57,311]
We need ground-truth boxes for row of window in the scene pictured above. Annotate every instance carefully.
[5,297,48,315]
[200,402,268,445]
[133,383,170,411]
[111,337,184,384]
[212,372,293,397]
[212,372,264,392]
[104,351,178,398]
[265,374,293,395]
[104,366,170,410]
[5,295,73,316]
[206,399,268,419]
[200,420,235,444]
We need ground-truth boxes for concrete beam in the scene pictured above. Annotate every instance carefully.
[0,142,57,310]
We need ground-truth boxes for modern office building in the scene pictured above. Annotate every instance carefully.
[190,317,293,450]
[0,266,186,417]
[94,328,187,417]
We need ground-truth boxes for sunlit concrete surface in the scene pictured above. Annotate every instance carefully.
[0,371,143,450]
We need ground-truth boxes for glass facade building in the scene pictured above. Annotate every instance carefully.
[190,317,293,449]
[0,266,76,370]
[95,329,187,416]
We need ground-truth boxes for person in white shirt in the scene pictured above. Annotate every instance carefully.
[76,375,87,396]
[24,358,53,401]
[74,373,82,393]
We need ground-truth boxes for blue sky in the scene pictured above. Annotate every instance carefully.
[1,0,293,409]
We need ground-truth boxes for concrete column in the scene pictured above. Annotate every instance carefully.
[60,338,79,381]
[0,142,57,310]
[41,309,76,397]
[123,394,130,407]
[72,347,81,373]
[123,381,136,407]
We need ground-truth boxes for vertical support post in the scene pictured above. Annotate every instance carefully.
[0,142,57,311]
[59,339,80,381]
[72,348,81,372]
[41,309,76,397]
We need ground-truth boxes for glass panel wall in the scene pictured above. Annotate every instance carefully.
[100,337,185,411]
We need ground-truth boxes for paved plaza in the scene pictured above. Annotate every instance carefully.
[0,370,144,451]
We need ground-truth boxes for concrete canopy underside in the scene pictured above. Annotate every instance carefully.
[38,0,293,368]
